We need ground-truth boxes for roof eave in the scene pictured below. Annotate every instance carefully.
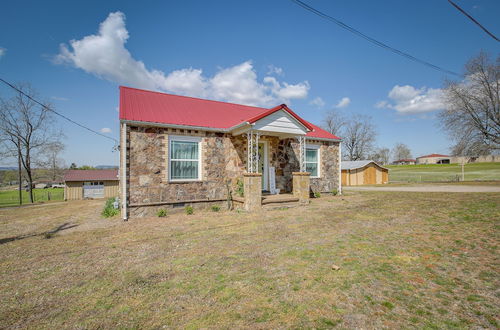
[120,119,229,132]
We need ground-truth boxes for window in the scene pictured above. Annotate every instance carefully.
[305,145,320,177]
[83,181,102,186]
[169,136,201,181]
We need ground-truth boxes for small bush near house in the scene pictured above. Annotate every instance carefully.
[157,209,167,217]
[101,198,119,218]
[314,192,321,198]
[236,179,244,197]
[185,205,194,215]
[211,205,220,212]
[331,188,338,196]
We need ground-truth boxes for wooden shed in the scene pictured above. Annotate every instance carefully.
[341,160,389,186]
[63,169,119,200]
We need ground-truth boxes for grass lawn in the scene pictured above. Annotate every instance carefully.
[0,188,64,208]
[0,191,499,328]
[386,162,500,182]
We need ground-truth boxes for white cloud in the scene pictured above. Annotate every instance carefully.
[374,100,388,108]
[100,127,112,133]
[0,48,6,58]
[335,97,351,108]
[267,65,283,76]
[379,85,445,114]
[51,96,69,101]
[309,97,325,108]
[55,12,309,107]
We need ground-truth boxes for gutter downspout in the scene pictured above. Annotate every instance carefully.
[338,141,342,195]
[121,122,128,220]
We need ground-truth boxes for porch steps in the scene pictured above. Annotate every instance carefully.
[262,194,300,210]
[232,194,300,209]
[261,194,299,204]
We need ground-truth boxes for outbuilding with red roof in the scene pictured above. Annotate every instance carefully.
[64,169,119,200]
[119,86,342,219]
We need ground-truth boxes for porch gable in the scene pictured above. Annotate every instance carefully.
[252,109,308,135]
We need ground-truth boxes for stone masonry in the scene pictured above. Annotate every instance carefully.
[125,125,340,217]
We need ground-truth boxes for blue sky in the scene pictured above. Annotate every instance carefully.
[1,0,499,166]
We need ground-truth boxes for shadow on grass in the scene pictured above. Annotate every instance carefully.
[0,222,78,245]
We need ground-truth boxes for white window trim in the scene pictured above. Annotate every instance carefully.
[306,144,321,178]
[168,135,202,182]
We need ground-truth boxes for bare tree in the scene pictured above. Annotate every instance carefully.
[392,143,412,161]
[371,147,390,164]
[0,83,63,203]
[321,109,346,136]
[342,114,377,161]
[439,52,500,155]
[37,141,65,182]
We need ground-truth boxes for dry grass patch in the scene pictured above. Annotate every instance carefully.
[0,191,499,328]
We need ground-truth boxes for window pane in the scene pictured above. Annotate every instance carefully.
[306,149,318,162]
[171,160,198,179]
[171,141,198,160]
[306,163,318,177]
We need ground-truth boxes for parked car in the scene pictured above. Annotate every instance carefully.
[51,184,65,188]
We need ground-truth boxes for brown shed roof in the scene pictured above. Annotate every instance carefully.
[64,169,118,182]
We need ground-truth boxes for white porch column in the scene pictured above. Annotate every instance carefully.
[297,136,306,172]
[246,130,260,173]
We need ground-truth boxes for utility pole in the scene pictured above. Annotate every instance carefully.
[17,136,22,205]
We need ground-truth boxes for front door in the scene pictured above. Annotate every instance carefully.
[258,142,268,191]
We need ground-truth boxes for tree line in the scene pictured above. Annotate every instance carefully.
[321,52,499,162]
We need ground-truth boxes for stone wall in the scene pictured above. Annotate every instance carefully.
[284,139,340,194]
[125,125,340,216]
[311,141,341,193]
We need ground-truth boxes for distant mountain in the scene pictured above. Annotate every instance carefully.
[0,166,16,171]
[95,165,119,169]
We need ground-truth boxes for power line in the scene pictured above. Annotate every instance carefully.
[0,77,119,147]
[289,0,462,77]
[447,0,499,42]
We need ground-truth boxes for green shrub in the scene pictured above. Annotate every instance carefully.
[314,192,321,198]
[331,188,338,196]
[102,198,119,218]
[185,205,194,215]
[235,179,244,197]
[157,208,167,217]
[211,205,221,212]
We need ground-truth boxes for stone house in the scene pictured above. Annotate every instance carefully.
[119,86,341,219]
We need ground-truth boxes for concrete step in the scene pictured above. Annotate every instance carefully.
[261,194,298,205]
[262,201,300,210]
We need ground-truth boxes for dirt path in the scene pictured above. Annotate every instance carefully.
[344,184,500,193]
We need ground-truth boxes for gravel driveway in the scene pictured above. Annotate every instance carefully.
[344,184,500,193]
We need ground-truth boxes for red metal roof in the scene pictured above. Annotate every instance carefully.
[64,169,118,182]
[119,86,340,140]
[417,154,449,159]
